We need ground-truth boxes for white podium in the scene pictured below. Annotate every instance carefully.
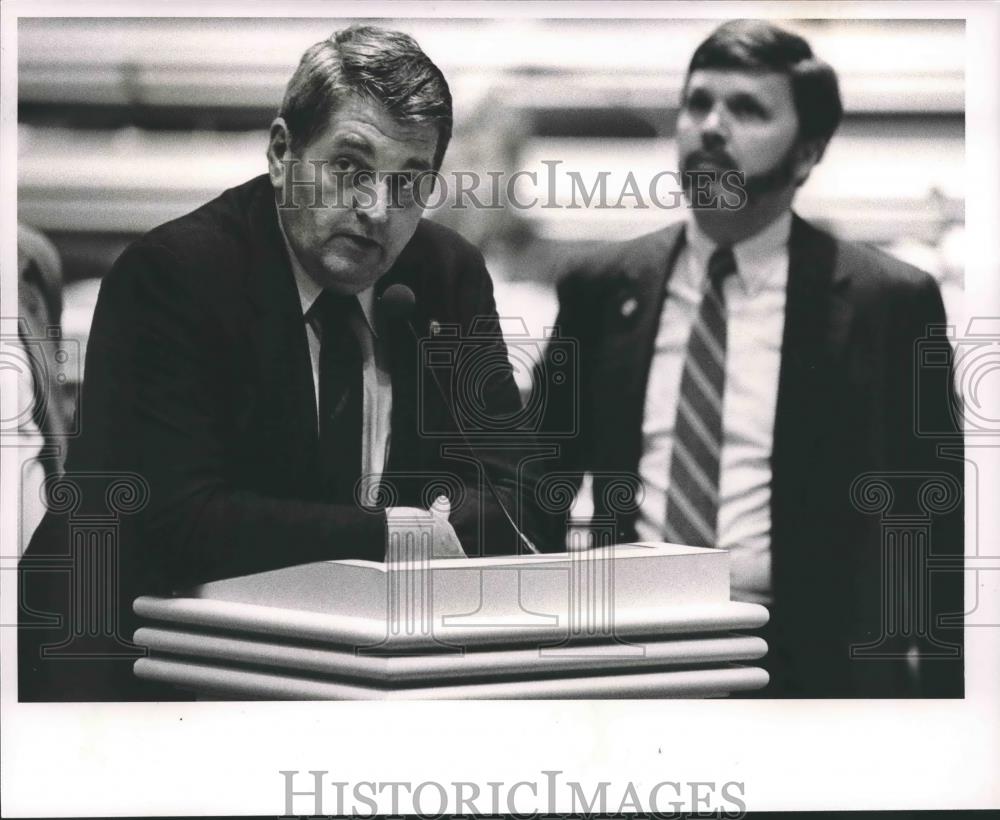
[133,543,769,699]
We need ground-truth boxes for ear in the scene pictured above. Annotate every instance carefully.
[792,138,826,187]
[267,117,293,191]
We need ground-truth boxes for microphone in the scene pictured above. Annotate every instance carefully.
[378,283,540,555]
[380,283,416,321]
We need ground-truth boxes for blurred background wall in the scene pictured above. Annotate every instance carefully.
[18,16,964,408]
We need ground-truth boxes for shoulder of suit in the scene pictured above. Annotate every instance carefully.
[384,219,492,305]
[821,226,942,300]
[555,224,681,296]
[404,217,485,270]
[142,176,264,257]
[107,176,271,288]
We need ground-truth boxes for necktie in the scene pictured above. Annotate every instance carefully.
[310,290,363,505]
[664,246,738,547]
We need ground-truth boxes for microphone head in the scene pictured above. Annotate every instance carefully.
[380,284,417,320]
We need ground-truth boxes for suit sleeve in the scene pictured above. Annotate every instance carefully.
[124,242,386,590]
[531,264,596,550]
[900,273,964,697]
[437,248,553,555]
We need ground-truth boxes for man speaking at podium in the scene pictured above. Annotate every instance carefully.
[20,26,542,700]
[537,20,963,697]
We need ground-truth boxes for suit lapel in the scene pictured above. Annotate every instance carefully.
[771,214,853,568]
[597,223,686,472]
[241,178,321,486]
[374,232,430,473]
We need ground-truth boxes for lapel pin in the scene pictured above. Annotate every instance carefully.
[620,297,639,319]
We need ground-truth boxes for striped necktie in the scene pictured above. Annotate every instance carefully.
[664,246,738,547]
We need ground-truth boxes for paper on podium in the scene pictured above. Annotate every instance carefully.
[134,543,769,650]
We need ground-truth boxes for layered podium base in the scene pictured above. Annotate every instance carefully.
[133,544,771,699]
[134,657,769,700]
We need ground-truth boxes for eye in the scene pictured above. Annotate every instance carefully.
[330,156,358,174]
[684,90,712,113]
[729,98,768,120]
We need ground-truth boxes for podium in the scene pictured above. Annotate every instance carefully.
[132,543,770,699]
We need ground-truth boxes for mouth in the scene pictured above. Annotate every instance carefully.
[331,234,382,253]
[683,152,737,174]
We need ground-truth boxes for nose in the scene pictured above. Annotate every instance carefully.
[700,103,728,148]
[353,174,390,226]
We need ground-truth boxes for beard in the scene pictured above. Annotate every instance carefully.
[681,142,800,208]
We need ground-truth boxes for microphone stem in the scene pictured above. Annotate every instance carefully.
[409,319,540,556]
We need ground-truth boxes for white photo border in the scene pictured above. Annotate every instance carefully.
[2,1,998,815]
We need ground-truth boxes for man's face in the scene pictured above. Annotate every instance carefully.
[268,96,439,294]
[677,69,808,206]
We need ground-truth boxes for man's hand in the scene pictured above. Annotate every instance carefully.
[386,496,466,559]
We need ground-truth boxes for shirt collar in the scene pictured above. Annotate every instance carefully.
[275,204,378,335]
[685,209,792,295]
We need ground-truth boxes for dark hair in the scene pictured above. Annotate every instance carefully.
[686,20,843,150]
[279,25,453,169]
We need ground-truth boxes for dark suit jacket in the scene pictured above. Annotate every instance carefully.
[20,175,542,701]
[536,214,964,697]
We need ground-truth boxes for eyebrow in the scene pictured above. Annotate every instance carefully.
[335,134,374,156]
[684,82,771,104]
[334,134,434,172]
[727,91,770,111]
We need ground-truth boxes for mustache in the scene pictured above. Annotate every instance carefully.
[681,149,739,175]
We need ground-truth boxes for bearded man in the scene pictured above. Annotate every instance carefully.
[535,20,963,697]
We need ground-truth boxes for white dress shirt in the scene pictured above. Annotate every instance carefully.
[634,211,791,604]
[278,224,393,494]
